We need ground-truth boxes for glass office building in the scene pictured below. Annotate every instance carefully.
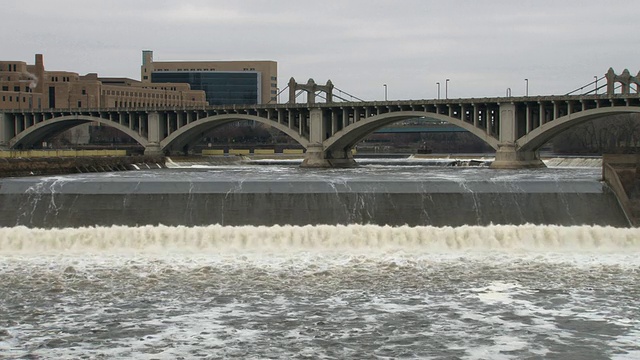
[151,71,261,105]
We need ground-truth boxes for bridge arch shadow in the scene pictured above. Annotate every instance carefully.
[10,115,149,149]
[160,114,309,153]
[324,111,500,154]
[518,107,640,151]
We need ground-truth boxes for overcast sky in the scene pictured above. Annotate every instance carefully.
[3,0,639,101]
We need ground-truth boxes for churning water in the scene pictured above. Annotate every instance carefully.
[1,158,639,359]
[1,224,640,359]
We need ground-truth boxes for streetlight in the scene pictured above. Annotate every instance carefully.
[594,76,598,95]
[436,82,440,99]
[383,84,387,101]
[525,78,529,96]
[445,79,450,99]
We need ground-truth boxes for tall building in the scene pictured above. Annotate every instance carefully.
[140,50,278,105]
[0,54,208,111]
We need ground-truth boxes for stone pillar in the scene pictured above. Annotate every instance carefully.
[331,111,338,136]
[473,105,479,128]
[539,102,546,125]
[499,103,517,143]
[486,108,491,134]
[525,104,531,133]
[0,113,13,150]
[145,111,163,156]
[0,112,12,149]
[288,77,297,103]
[308,108,324,144]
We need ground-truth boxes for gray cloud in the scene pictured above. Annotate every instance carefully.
[3,0,638,100]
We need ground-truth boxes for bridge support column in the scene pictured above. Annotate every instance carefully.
[301,108,357,167]
[490,142,546,169]
[0,113,11,150]
[301,144,357,168]
[144,111,163,156]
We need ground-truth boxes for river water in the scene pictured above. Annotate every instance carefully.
[1,157,639,359]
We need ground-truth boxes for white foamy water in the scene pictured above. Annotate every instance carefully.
[1,224,640,359]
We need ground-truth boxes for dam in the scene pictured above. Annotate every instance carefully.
[0,157,629,228]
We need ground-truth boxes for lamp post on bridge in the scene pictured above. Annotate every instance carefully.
[383,84,387,101]
[445,79,450,99]
[594,76,598,95]
[436,82,440,99]
[525,78,529,96]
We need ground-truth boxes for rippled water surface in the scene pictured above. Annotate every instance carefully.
[1,158,638,359]
[1,224,640,359]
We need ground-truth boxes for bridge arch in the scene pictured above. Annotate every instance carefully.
[517,107,640,152]
[160,114,309,152]
[9,115,149,149]
[324,111,500,153]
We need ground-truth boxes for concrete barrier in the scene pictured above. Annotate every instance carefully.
[229,149,251,155]
[202,149,225,155]
[0,149,127,158]
[254,149,275,155]
[602,154,640,227]
[0,155,164,178]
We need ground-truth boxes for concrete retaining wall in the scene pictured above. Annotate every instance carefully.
[603,154,640,226]
[0,155,165,178]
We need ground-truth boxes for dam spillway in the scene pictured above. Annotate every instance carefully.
[0,160,629,228]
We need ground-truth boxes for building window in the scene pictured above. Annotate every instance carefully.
[143,76,148,80]
[14,86,19,92]
[78,101,82,107]
[82,89,86,95]
[1,86,7,91]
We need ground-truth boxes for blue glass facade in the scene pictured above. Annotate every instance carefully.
[151,72,260,105]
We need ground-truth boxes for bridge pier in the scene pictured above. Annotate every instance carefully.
[144,112,164,156]
[301,144,357,168]
[0,113,11,150]
[144,143,163,156]
[490,143,546,169]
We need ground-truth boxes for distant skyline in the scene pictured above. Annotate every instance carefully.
[3,0,639,101]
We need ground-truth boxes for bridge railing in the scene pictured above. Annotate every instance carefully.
[565,75,608,96]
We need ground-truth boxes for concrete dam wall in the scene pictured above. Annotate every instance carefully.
[0,179,629,228]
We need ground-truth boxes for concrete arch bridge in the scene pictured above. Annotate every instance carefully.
[1,85,640,169]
